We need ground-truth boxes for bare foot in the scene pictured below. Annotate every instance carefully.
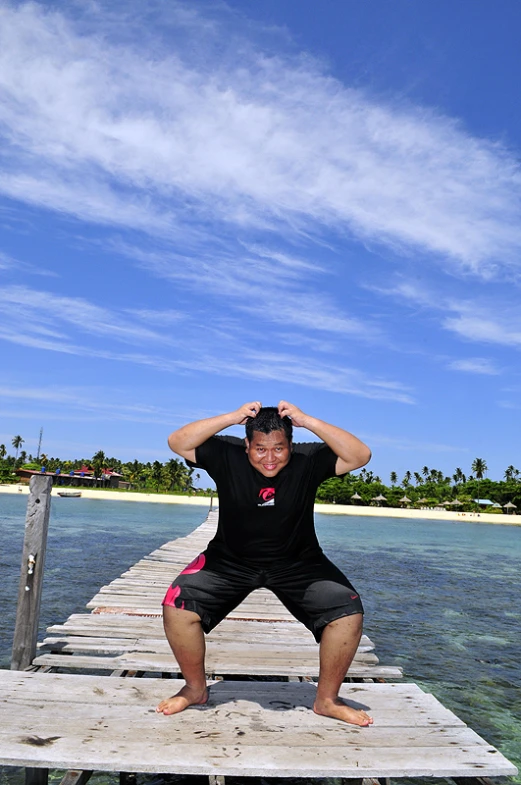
[314,696,373,726]
[156,684,209,715]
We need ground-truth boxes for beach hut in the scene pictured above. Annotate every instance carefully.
[350,492,363,504]
[399,495,411,506]
[371,493,387,506]
[448,499,463,506]
[503,501,517,514]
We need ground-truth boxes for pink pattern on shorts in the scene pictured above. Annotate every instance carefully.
[180,553,206,574]
[162,584,185,609]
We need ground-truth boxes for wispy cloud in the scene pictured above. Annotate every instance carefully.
[377,279,521,351]
[0,250,57,277]
[448,358,501,375]
[1,1,521,279]
[363,433,468,454]
[0,284,412,403]
[0,285,183,347]
[0,383,204,426]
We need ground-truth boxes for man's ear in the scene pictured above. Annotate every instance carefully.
[244,438,250,452]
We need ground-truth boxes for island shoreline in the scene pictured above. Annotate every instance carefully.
[2,484,520,525]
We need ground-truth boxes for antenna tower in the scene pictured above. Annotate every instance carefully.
[36,427,43,460]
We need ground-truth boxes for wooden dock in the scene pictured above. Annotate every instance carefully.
[32,512,401,680]
[2,505,517,783]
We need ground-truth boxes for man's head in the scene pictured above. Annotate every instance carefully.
[245,406,293,478]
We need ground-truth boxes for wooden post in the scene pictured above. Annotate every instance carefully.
[25,768,49,785]
[11,475,53,671]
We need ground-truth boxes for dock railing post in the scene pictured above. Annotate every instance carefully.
[11,475,53,672]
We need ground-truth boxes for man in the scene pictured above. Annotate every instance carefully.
[157,400,373,726]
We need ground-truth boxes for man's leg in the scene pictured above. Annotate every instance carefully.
[156,606,208,714]
[314,613,373,726]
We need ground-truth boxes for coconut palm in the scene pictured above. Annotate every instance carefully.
[453,467,466,486]
[151,460,163,492]
[12,435,24,461]
[471,458,488,505]
[402,471,412,488]
[504,465,518,482]
[422,465,429,480]
[414,472,423,486]
[92,450,106,486]
[389,471,398,488]
[0,444,6,460]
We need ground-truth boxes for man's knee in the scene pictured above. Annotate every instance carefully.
[323,612,363,637]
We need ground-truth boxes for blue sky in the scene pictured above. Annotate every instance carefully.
[1,0,521,484]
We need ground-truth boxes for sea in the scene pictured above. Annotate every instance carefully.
[1,494,520,785]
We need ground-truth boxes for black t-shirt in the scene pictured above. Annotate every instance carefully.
[188,435,340,564]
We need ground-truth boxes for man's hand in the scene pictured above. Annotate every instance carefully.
[278,400,308,427]
[278,400,371,475]
[234,401,262,424]
[168,401,261,461]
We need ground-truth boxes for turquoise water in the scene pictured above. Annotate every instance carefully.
[1,495,520,784]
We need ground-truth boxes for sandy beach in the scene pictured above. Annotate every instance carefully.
[2,483,520,525]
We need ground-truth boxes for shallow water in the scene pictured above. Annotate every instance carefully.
[1,496,519,785]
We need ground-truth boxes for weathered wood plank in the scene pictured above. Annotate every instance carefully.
[0,672,516,778]
[30,652,402,678]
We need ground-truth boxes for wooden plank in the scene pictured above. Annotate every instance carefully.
[0,672,516,778]
[30,652,402,679]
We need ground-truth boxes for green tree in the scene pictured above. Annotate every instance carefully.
[402,471,412,488]
[422,465,429,480]
[389,471,398,487]
[0,444,6,460]
[413,472,423,486]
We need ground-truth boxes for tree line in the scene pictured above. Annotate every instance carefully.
[316,458,521,512]
[2,437,520,510]
[0,438,203,495]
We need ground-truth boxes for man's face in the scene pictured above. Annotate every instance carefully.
[245,429,292,478]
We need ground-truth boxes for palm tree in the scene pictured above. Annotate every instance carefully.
[151,460,163,492]
[402,471,412,488]
[504,465,518,482]
[422,465,429,480]
[471,458,488,505]
[92,450,106,486]
[0,444,6,460]
[389,471,398,488]
[12,435,24,461]
[453,467,466,486]
[413,472,423,486]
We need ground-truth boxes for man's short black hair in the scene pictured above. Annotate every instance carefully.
[245,406,293,443]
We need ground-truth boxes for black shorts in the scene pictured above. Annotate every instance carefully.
[162,548,363,642]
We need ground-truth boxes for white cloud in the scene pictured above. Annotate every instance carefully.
[0,1,521,277]
[448,358,501,375]
[443,311,521,347]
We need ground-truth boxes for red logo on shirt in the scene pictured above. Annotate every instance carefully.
[258,487,275,506]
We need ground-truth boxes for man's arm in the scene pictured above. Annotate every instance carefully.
[278,400,371,475]
[168,401,262,462]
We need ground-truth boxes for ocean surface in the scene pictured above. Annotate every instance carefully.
[1,494,520,785]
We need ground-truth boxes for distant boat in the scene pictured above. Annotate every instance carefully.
[57,491,82,498]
